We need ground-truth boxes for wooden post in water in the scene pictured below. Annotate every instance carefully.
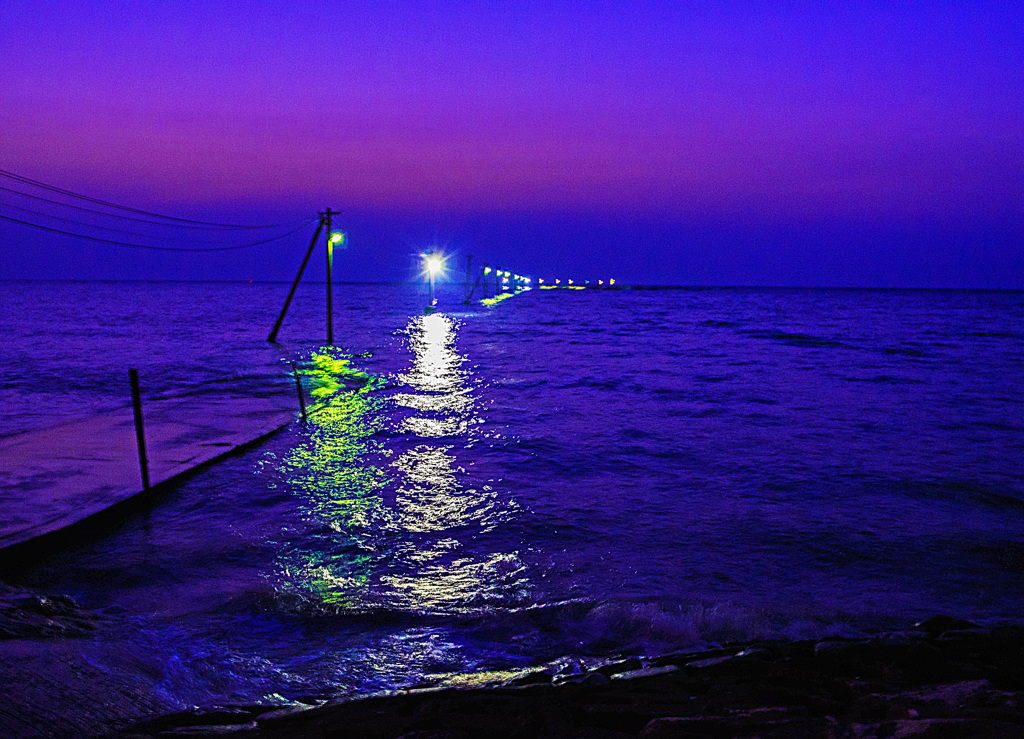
[324,208,334,345]
[466,266,484,303]
[268,218,324,343]
[128,368,150,490]
[291,362,307,423]
[464,254,473,304]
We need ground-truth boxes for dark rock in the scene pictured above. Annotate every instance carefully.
[937,628,990,641]
[685,655,736,670]
[557,671,611,687]
[595,658,643,677]
[579,705,664,734]
[744,717,837,738]
[0,587,100,639]
[684,651,770,677]
[895,679,1000,709]
[161,724,258,735]
[885,704,918,720]
[255,703,320,724]
[650,648,735,669]
[639,715,737,738]
[554,730,636,739]
[508,669,553,686]
[124,707,260,734]
[611,665,680,682]
[902,642,957,682]
[880,718,1024,738]
[913,616,982,637]
[105,621,1024,738]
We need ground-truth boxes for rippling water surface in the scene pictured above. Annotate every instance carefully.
[1,281,1023,731]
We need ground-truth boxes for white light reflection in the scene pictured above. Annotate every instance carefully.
[400,313,462,395]
[385,312,530,612]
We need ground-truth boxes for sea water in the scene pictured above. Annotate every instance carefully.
[1,280,1023,731]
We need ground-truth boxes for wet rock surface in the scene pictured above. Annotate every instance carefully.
[109,619,1024,738]
[0,583,101,639]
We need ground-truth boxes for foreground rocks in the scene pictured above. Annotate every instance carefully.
[114,618,1024,738]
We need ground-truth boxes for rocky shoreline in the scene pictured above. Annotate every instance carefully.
[113,616,1024,738]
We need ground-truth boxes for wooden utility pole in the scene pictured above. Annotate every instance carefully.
[267,209,338,343]
[128,369,150,490]
[324,208,334,345]
[268,219,324,343]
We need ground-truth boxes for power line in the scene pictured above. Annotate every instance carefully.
[0,212,318,252]
[0,185,309,232]
[0,168,297,229]
[0,198,302,245]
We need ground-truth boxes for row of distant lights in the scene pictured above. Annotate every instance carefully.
[483,267,532,287]
[425,256,615,288]
[538,278,616,286]
[484,268,617,287]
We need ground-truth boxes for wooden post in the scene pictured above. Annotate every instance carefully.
[464,254,473,304]
[324,208,334,345]
[129,368,150,490]
[466,267,484,302]
[268,218,324,342]
[291,362,307,423]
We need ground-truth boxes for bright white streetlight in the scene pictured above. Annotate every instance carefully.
[425,254,444,312]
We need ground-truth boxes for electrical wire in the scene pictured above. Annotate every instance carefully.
[0,198,302,245]
[0,185,309,232]
[0,212,318,251]
[0,168,299,229]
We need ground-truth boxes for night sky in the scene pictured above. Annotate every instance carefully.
[2,2,1022,287]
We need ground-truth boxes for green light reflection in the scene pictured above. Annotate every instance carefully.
[276,349,389,607]
[273,315,529,617]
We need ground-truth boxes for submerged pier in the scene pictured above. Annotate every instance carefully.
[0,390,298,560]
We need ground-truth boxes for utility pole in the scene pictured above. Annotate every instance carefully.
[267,208,339,343]
[268,218,324,343]
[324,208,334,345]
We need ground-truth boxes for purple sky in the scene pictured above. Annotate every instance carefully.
[2,2,1022,286]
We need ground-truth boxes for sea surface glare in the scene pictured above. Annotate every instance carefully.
[1,281,1023,732]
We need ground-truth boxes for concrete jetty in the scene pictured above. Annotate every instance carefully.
[0,392,298,558]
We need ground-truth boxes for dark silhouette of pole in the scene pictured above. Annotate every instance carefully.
[325,208,334,345]
[128,368,150,490]
[466,266,484,302]
[268,218,324,342]
[464,254,473,304]
[291,362,307,423]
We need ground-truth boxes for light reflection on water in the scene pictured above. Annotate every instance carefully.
[276,312,528,616]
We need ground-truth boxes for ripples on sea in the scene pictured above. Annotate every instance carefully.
[1,280,1023,731]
